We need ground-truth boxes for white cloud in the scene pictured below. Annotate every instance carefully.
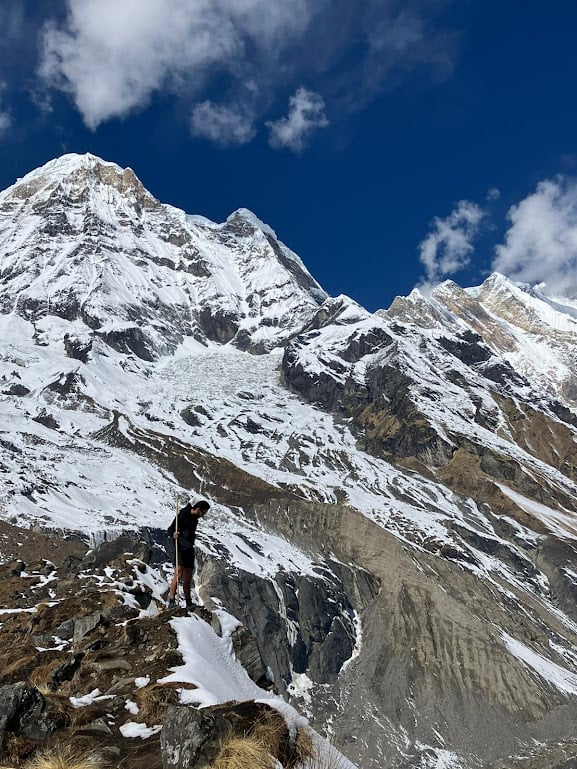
[40,0,236,129]
[267,87,329,152]
[418,200,486,290]
[37,0,455,145]
[38,0,315,131]
[191,102,256,146]
[493,177,577,296]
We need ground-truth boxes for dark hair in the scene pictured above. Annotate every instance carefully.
[192,500,210,512]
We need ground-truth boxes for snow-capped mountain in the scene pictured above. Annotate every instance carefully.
[3,154,577,769]
[0,153,325,359]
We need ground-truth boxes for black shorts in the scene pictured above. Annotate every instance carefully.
[174,548,195,569]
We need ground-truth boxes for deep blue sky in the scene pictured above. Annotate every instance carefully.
[1,1,577,310]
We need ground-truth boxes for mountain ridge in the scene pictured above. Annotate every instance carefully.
[2,154,577,768]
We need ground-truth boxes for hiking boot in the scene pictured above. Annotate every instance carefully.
[167,598,177,609]
[185,599,194,609]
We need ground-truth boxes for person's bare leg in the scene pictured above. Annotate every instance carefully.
[182,567,193,602]
[168,566,182,599]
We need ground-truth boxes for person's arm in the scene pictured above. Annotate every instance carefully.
[166,514,182,539]
[170,510,188,539]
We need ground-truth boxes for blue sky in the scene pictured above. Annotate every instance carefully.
[2,1,577,311]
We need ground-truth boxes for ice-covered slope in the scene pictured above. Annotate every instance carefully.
[3,154,577,769]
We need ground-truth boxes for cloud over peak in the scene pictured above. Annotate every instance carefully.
[418,199,486,292]
[190,101,256,147]
[493,177,577,296]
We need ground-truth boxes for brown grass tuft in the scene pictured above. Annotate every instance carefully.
[292,728,315,766]
[210,734,277,769]
[28,661,60,693]
[134,683,182,724]
[249,710,287,759]
[66,702,109,730]
[23,744,103,769]
[2,654,37,679]
[6,734,36,765]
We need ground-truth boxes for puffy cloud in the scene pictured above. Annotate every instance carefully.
[493,177,577,296]
[418,200,486,291]
[38,0,316,130]
[37,0,455,145]
[40,0,238,129]
[267,88,328,152]
[191,101,256,147]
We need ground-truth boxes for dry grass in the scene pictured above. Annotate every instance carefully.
[209,713,318,769]
[22,745,103,769]
[293,728,315,766]
[249,710,287,759]
[133,683,181,724]
[5,735,38,766]
[210,734,277,769]
[28,661,61,693]
[2,654,37,679]
[66,702,110,731]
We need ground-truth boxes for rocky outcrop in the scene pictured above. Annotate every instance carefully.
[0,683,64,750]
[197,554,363,693]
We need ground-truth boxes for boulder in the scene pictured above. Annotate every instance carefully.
[0,683,61,748]
[160,705,231,769]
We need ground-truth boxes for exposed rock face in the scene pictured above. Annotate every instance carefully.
[197,551,365,692]
[239,499,577,768]
[0,683,61,749]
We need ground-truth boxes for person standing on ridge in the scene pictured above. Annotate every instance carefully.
[166,499,210,609]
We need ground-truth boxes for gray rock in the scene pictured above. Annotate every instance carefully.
[0,683,60,747]
[81,533,151,568]
[54,618,75,640]
[160,705,231,769]
[230,625,269,686]
[73,611,104,645]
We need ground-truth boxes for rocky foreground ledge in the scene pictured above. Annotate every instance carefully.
[0,524,326,769]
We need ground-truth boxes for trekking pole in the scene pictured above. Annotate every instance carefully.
[174,492,180,603]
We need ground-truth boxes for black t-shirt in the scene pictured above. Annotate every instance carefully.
[167,504,199,551]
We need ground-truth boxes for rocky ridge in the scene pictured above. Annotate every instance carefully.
[0,524,338,769]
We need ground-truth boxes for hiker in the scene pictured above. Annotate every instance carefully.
[166,499,210,609]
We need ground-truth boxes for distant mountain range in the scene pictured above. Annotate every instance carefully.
[2,154,577,769]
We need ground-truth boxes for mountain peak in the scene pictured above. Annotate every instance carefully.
[226,208,278,239]
[3,152,148,206]
[0,153,326,357]
[19,151,122,181]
